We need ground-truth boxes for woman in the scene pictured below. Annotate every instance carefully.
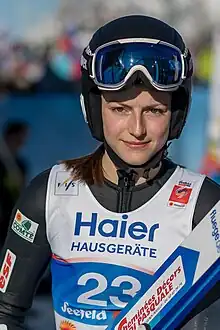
[0,15,219,330]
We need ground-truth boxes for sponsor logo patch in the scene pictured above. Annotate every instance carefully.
[55,172,79,196]
[12,210,39,243]
[0,249,16,293]
[59,320,76,330]
[168,184,192,208]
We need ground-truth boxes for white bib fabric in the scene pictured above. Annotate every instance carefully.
[46,164,205,329]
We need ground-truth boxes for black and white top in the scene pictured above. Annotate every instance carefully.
[0,159,219,329]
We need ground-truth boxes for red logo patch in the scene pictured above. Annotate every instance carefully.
[168,185,192,207]
[0,250,16,293]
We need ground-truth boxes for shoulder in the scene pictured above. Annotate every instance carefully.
[196,175,220,204]
[197,176,220,205]
[166,160,205,185]
[167,162,219,229]
[11,164,72,234]
[177,163,205,180]
[200,175,220,193]
[4,167,58,248]
[39,163,79,199]
[29,163,71,189]
[17,168,52,219]
[174,164,220,228]
[26,162,71,191]
[46,163,74,186]
[193,176,220,228]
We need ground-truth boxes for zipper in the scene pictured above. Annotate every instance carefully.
[117,170,136,213]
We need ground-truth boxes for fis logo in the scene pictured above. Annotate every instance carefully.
[58,179,75,191]
[73,212,159,242]
[55,172,79,196]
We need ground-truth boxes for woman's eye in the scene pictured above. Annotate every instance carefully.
[112,107,127,113]
[148,108,164,115]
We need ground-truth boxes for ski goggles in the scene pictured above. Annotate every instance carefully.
[90,38,187,91]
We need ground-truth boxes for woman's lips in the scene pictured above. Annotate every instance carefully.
[123,141,150,149]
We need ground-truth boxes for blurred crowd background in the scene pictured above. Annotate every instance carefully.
[0,0,220,329]
[0,0,220,178]
[0,0,218,93]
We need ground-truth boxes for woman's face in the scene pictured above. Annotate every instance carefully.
[101,85,171,166]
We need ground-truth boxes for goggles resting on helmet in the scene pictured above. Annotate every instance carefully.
[90,38,187,91]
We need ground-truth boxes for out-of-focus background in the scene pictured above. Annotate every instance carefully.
[0,1,219,329]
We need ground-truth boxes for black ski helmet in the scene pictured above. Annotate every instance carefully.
[80,15,193,144]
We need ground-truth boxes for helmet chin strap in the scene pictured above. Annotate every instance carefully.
[104,140,170,177]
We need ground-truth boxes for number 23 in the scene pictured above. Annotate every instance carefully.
[77,272,141,308]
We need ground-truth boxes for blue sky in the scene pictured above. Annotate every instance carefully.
[0,0,59,38]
